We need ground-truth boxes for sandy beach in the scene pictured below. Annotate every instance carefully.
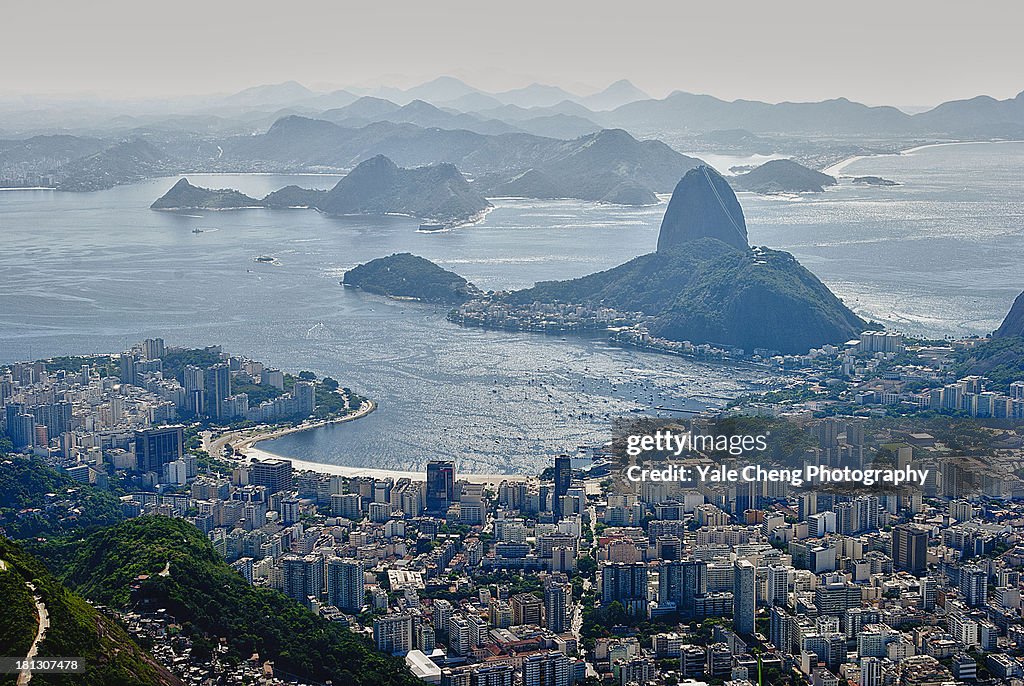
[209,401,532,486]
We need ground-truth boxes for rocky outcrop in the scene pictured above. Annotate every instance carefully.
[656,165,748,252]
[995,290,1024,338]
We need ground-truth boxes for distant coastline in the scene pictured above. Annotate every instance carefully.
[824,138,1024,176]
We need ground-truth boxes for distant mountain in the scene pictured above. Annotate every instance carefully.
[0,534,179,686]
[510,113,601,139]
[344,253,481,304]
[222,117,700,205]
[495,167,864,353]
[608,89,1024,138]
[580,79,651,111]
[609,92,914,136]
[483,128,700,204]
[494,83,580,108]
[401,76,483,104]
[658,166,747,251]
[322,98,519,136]
[913,90,1024,137]
[225,80,315,107]
[63,516,421,686]
[436,91,506,112]
[475,100,598,122]
[732,159,837,194]
[0,134,105,168]
[151,178,261,210]
[324,95,401,121]
[317,154,490,224]
[56,139,170,191]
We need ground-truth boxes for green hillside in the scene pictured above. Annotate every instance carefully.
[63,517,420,686]
[502,238,865,354]
[0,536,178,686]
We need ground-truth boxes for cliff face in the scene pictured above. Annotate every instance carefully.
[995,290,1024,337]
[656,165,748,252]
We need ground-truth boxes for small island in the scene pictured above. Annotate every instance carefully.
[852,175,900,186]
[342,253,482,305]
[732,158,837,194]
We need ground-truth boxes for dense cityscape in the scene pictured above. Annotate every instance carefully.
[2,336,1024,686]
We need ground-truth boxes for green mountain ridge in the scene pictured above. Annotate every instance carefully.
[0,536,179,686]
[63,517,420,686]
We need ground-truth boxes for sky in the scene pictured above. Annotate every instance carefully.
[2,0,1022,107]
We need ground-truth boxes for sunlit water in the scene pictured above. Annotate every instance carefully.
[1,141,1021,472]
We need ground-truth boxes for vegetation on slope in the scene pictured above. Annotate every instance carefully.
[344,252,481,305]
[501,238,864,354]
[0,455,124,541]
[0,536,179,686]
[956,336,1024,391]
[63,517,420,686]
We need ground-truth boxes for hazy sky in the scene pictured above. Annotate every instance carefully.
[3,0,1022,106]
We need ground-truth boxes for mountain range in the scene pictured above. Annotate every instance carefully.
[221,118,701,204]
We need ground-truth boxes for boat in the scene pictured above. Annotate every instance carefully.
[418,222,446,232]
[192,228,204,234]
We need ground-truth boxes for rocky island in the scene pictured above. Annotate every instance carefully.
[731,158,837,193]
[151,178,262,210]
[343,253,482,305]
[353,166,866,355]
[852,175,900,186]
[151,155,491,227]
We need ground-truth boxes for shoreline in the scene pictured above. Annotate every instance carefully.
[823,138,1024,176]
[214,399,532,485]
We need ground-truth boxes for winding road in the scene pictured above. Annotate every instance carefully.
[0,558,50,686]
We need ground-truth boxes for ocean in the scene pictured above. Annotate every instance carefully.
[1,141,1021,472]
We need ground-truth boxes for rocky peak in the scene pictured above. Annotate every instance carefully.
[657,165,748,252]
